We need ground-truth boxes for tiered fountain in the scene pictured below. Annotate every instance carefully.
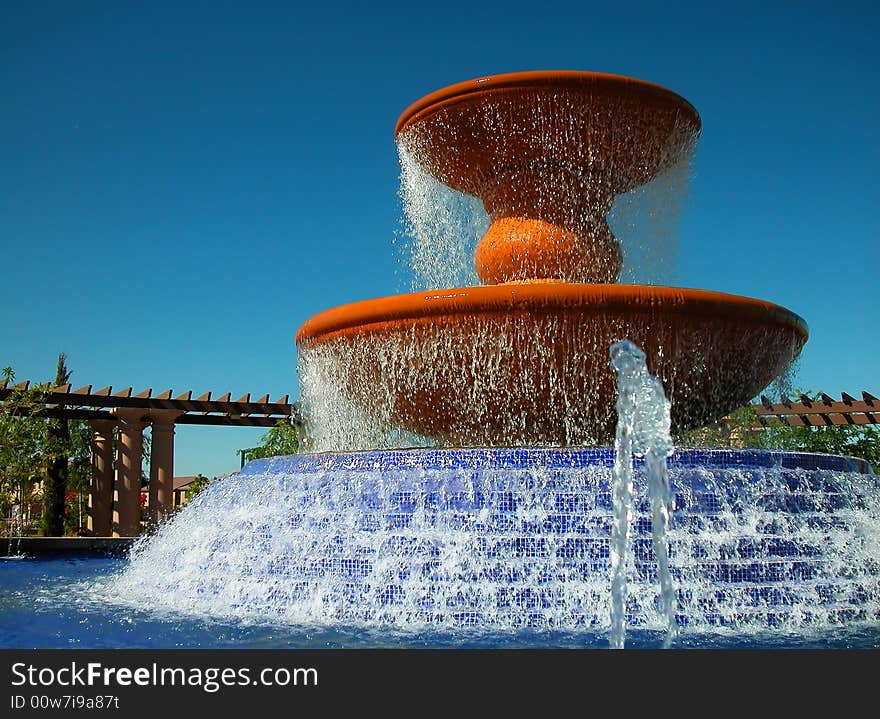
[297,71,806,445]
[115,72,879,646]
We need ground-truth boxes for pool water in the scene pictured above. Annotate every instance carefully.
[2,554,878,649]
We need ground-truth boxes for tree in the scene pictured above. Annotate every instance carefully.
[1,358,95,536]
[677,392,879,471]
[185,473,212,502]
[1,367,57,535]
[755,421,879,471]
[238,420,301,465]
[42,353,71,536]
[675,405,760,448]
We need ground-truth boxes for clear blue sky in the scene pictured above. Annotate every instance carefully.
[2,1,878,476]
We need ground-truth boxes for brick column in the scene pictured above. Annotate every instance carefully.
[147,410,183,525]
[87,419,116,536]
[113,409,147,537]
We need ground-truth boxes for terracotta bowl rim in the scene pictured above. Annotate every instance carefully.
[296,284,808,346]
[394,70,701,137]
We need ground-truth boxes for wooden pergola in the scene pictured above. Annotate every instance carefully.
[753,391,879,427]
[0,380,299,538]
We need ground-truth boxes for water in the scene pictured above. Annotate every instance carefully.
[609,340,676,648]
[2,449,877,648]
[6,504,22,556]
[1,555,876,649]
[72,447,876,649]
[1,554,878,649]
[298,311,803,453]
[395,107,696,290]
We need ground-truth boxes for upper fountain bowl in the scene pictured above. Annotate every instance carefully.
[395,70,700,195]
[395,71,701,284]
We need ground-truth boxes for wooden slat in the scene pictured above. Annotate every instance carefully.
[6,406,115,421]
[176,414,281,427]
[756,400,877,416]
[754,413,878,428]
[134,388,152,399]
[748,390,880,432]
[114,387,133,398]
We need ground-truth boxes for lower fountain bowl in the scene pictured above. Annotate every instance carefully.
[296,284,808,445]
[116,447,879,635]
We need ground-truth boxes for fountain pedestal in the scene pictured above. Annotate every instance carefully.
[474,164,621,283]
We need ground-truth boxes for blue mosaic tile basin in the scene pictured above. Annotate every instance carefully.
[101,447,880,645]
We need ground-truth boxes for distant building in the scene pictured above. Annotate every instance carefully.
[172,476,200,508]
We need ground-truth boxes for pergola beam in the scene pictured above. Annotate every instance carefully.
[0,384,299,424]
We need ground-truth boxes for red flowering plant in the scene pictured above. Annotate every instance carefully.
[62,489,85,535]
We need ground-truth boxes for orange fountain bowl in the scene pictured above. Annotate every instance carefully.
[395,71,701,284]
[395,70,701,198]
[296,285,807,446]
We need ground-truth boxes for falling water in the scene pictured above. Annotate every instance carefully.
[395,146,487,290]
[109,444,880,644]
[609,340,676,648]
[298,312,803,453]
[5,504,22,557]
[395,101,697,290]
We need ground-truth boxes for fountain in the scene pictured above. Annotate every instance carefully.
[112,71,879,647]
[297,71,806,447]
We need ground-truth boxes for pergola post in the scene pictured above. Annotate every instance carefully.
[113,409,147,537]
[148,410,183,525]
[87,419,116,536]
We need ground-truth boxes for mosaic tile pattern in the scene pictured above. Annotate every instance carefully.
[118,448,880,634]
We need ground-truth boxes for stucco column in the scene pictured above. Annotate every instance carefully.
[113,409,147,537]
[148,410,183,525]
[87,419,116,536]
